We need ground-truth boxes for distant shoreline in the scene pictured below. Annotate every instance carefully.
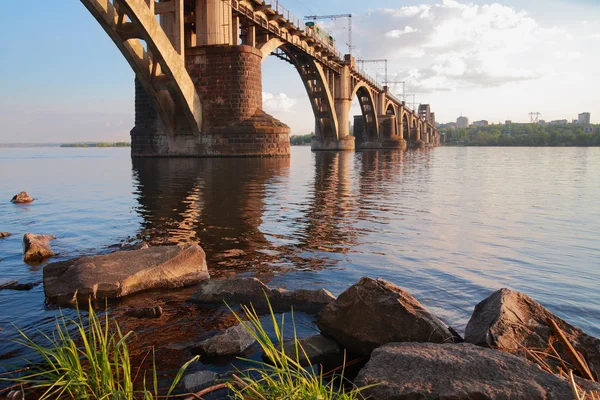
[0,142,131,148]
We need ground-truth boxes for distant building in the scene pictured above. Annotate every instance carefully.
[505,120,512,125]
[550,120,568,125]
[578,112,591,125]
[584,126,594,133]
[538,120,546,125]
[573,120,579,124]
[472,120,489,127]
[457,116,469,129]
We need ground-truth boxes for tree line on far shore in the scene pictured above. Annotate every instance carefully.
[290,133,313,146]
[442,124,600,146]
[60,142,131,148]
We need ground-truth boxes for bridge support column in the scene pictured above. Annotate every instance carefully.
[311,98,355,151]
[187,45,290,156]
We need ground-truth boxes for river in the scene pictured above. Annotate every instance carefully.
[1,146,599,379]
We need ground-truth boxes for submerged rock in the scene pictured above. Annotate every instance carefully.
[23,233,56,263]
[43,244,209,306]
[0,279,18,290]
[281,334,341,366]
[180,371,220,393]
[465,288,600,379]
[189,277,335,313]
[11,192,33,204]
[124,306,163,319]
[0,232,11,238]
[0,281,42,291]
[355,342,595,400]
[190,323,255,357]
[317,277,460,355]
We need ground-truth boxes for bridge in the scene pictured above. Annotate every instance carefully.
[83,0,440,157]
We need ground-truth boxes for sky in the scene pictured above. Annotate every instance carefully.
[0,0,599,142]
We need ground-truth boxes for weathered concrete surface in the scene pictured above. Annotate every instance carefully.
[355,342,596,400]
[465,288,600,379]
[281,334,341,366]
[11,192,33,203]
[23,233,56,263]
[0,232,11,238]
[180,371,220,393]
[44,244,209,306]
[317,277,460,355]
[191,323,255,357]
[189,277,335,313]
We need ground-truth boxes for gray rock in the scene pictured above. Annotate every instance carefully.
[124,306,163,319]
[317,277,460,355]
[281,334,341,366]
[11,192,33,204]
[191,323,256,357]
[43,244,209,306]
[23,233,56,263]
[465,288,600,379]
[189,277,335,314]
[0,232,11,239]
[181,371,220,393]
[355,342,598,400]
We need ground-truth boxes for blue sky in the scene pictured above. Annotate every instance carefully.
[0,0,599,142]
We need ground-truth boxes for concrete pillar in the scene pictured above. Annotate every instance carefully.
[196,0,232,46]
[335,99,351,137]
[232,15,240,45]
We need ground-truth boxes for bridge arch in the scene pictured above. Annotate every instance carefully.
[271,44,339,142]
[385,101,396,116]
[351,83,379,143]
[81,0,202,136]
[401,112,410,141]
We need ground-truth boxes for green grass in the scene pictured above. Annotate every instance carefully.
[1,303,198,399]
[226,296,373,400]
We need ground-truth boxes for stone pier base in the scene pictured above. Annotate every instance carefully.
[311,135,356,151]
[356,138,407,151]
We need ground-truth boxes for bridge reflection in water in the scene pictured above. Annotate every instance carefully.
[131,150,417,275]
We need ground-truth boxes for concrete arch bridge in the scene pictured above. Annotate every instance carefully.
[82,0,440,156]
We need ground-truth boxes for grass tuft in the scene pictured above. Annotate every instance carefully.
[1,302,198,399]
[225,293,373,400]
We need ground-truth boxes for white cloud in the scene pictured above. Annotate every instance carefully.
[263,92,297,114]
[385,26,418,38]
[592,33,600,39]
[351,1,579,92]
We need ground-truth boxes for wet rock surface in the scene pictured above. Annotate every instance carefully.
[0,279,18,290]
[180,371,220,393]
[124,306,163,319]
[0,232,11,238]
[190,323,256,357]
[317,277,460,355]
[189,277,335,313]
[355,342,594,400]
[11,192,33,203]
[23,233,56,263]
[43,244,209,306]
[281,334,341,366]
[465,288,600,379]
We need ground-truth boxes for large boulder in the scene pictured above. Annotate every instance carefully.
[43,244,209,306]
[465,288,600,379]
[190,323,255,357]
[317,277,459,355]
[23,233,56,263]
[189,277,335,313]
[11,192,33,203]
[355,342,599,400]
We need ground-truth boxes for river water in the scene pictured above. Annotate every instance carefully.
[1,146,599,378]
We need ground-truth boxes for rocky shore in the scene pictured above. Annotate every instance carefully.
[1,228,598,399]
[29,243,600,399]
